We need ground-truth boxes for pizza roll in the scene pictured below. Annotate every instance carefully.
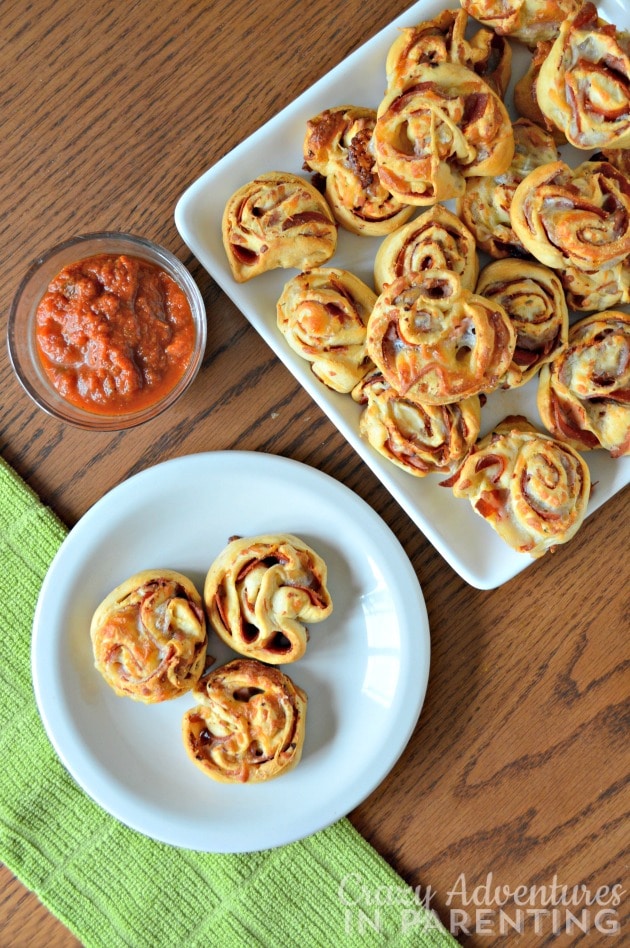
[510,160,630,272]
[537,4,630,150]
[373,63,514,206]
[458,119,559,260]
[366,270,515,405]
[446,416,591,557]
[374,204,478,294]
[182,659,307,784]
[476,259,569,388]
[90,569,207,703]
[222,172,337,282]
[385,9,511,97]
[204,534,333,664]
[514,42,566,144]
[537,311,630,457]
[352,368,481,476]
[460,0,584,47]
[302,106,413,236]
[560,260,630,312]
[277,267,375,392]
[591,149,630,178]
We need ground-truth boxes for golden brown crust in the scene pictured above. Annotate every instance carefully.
[510,160,630,271]
[373,62,514,206]
[303,106,413,237]
[374,204,479,294]
[277,267,376,392]
[352,368,481,476]
[204,534,333,664]
[221,172,337,282]
[182,659,307,784]
[385,9,511,97]
[90,569,207,703]
[537,311,630,457]
[560,259,630,311]
[537,3,630,150]
[458,119,559,260]
[447,416,591,557]
[366,270,516,405]
[514,43,566,144]
[460,0,584,47]
[475,258,568,388]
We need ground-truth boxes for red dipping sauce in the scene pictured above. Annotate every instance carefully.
[35,253,196,415]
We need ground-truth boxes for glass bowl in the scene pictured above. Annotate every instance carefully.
[7,232,207,431]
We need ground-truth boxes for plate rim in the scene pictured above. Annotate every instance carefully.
[31,449,431,853]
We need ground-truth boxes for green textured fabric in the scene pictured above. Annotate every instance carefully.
[0,456,455,948]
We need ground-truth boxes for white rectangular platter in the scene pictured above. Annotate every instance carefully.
[176,0,630,589]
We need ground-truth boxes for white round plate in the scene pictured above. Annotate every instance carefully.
[32,451,430,853]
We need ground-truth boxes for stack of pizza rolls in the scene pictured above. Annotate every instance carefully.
[218,1,630,557]
[91,534,333,784]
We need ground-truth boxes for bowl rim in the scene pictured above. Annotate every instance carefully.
[7,231,207,431]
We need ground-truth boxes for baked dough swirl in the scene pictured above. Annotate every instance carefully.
[373,62,514,206]
[366,270,516,404]
[537,311,630,457]
[514,42,566,144]
[277,268,376,392]
[510,160,630,271]
[222,172,337,282]
[374,204,478,294]
[537,4,630,150]
[385,9,511,97]
[352,368,481,476]
[204,534,333,664]
[458,119,559,260]
[302,106,413,236]
[560,260,630,312]
[476,259,569,388]
[460,0,584,47]
[446,416,591,557]
[90,569,207,703]
[182,659,307,783]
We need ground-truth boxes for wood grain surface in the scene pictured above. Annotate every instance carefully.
[1,0,628,945]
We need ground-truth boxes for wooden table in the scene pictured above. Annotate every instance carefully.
[1,1,628,944]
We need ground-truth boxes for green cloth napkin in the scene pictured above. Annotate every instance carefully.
[0,456,454,948]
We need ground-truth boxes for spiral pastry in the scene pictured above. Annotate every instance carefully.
[458,119,559,260]
[302,106,413,237]
[90,570,207,703]
[510,160,630,272]
[222,172,337,282]
[366,270,515,405]
[592,149,630,178]
[373,62,514,206]
[560,260,630,312]
[476,259,569,388]
[374,204,478,294]
[277,268,375,392]
[182,659,307,784]
[385,9,511,97]
[204,534,333,664]
[514,42,566,144]
[460,0,584,47]
[352,368,481,476]
[446,416,591,557]
[537,4,630,150]
[537,311,630,457]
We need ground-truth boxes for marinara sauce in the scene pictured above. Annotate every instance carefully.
[35,253,196,415]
